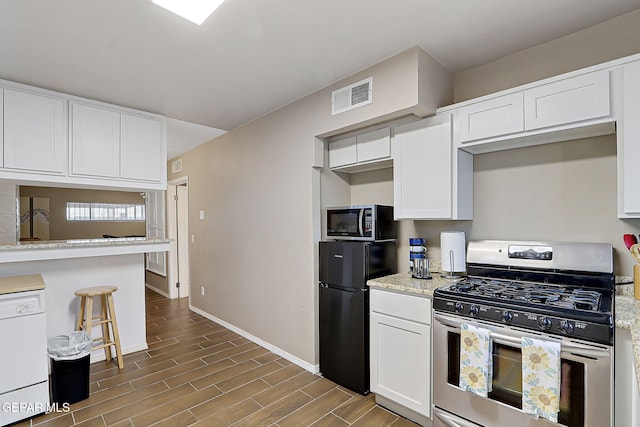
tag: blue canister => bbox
[409,237,425,246]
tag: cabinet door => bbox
[121,113,164,182]
[329,136,357,168]
[524,70,610,131]
[3,88,66,174]
[370,311,431,417]
[621,61,640,216]
[457,92,524,142]
[70,103,120,178]
[0,89,3,166]
[393,115,452,219]
[357,127,391,163]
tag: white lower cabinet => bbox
[370,289,432,425]
[614,328,640,426]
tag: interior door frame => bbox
[167,176,190,299]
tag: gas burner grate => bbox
[442,278,603,312]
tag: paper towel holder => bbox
[441,231,466,279]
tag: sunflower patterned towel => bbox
[522,337,561,422]
[459,323,492,397]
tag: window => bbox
[66,202,145,222]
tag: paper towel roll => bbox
[441,231,466,274]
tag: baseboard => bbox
[145,283,170,299]
[189,305,319,374]
[89,343,149,364]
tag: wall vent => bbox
[171,159,183,174]
[331,77,373,115]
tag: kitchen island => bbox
[0,237,170,362]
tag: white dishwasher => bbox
[0,274,49,426]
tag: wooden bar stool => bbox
[75,285,124,369]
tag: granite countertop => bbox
[367,271,461,297]
[615,281,640,390]
[0,237,171,264]
[0,237,170,251]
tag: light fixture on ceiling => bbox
[152,0,224,25]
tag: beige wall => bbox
[169,47,449,367]
[19,186,146,240]
[454,9,640,102]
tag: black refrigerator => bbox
[319,240,397,394]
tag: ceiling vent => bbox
[331,77,373,115]
[171,159,183,174]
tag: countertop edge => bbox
[0,238,171,263]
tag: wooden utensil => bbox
[630,243,640,264]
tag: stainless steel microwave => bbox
[326,205,396,241]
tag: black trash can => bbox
[47,332,92,405]
[50,355,90,404]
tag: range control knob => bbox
[469,305,480,316]
[454,302,464,313]
[536,316,552,331]
[500,310,513,323]
[559,320,575,335]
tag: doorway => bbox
[167,177,190,299]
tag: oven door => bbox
[433,313,613,427]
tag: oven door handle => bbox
[433,407,480,427]
[434,313,611,359]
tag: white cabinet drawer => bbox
[524,69,610,130]
[371,288,431,325]
[457,92,524,142]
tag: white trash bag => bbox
[47,332,93,361]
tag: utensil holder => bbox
[635,264,640,300]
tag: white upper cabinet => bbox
[120,113,164,182]
[618,60,640,218]
[0,78,166,191]
[328,136,357,168]
[70,102,165,185]
[524,70,610,130]
[3,88,66,174]
[453,69,613,153]
[393,115,472,220]
[329,127,392,173]
[70,102,120,178]
[356,127,391,163]
[458,92,524,142]
[0,89,3,165]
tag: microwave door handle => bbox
[434,313,611,359]
[433,407,479,427]
[358,209,364,237]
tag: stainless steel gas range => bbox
[432,240,614,427]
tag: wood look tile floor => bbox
[17,288,417,427]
